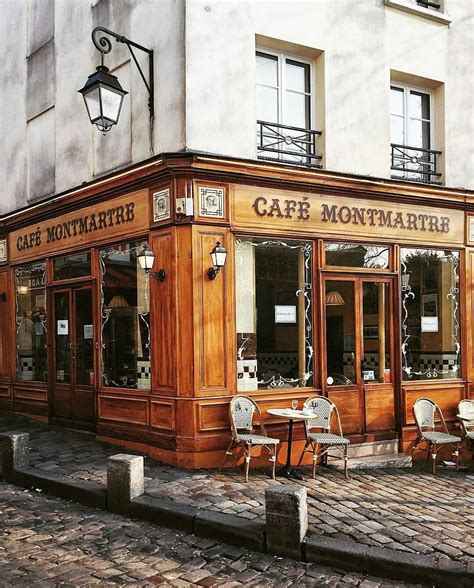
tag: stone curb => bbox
[304,535,474,588]
[129,495,196,534]
[194,510,266,553]
[5,467,107,510]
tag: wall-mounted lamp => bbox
[137,244,165,282]
[0,292,6,302]
[208,241,227,280]
[79,27,154,134]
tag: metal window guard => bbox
[390,143,442,185]
[416,0,441,9]
[257,120,322,169]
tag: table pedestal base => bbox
[276,464,303,480]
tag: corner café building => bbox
[0,153,473,468]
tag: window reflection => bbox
[100,242,150,389]
[325,281,355,386]
[401,249,460,380]
[325,243,389,269]
[362,283,391,384]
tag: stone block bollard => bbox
[265,484,308,559]
[0,432,30,478]
[107,454,144,514]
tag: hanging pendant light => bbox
[325,290,345,306]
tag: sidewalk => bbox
[1,412,473,564]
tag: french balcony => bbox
[390,143,442,185]
[257,120,322,169]
[416,0,441,9]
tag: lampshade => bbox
[79,66,128,133]
[108,295,129,308]
[325,290,345,306]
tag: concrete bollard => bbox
[107,454,144,514]
[0,432,30,478]
[265,484,308,559]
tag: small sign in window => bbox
[274,305,297,324]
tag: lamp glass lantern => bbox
[208,241,227,280]
[79,66,128,134]
[137,246,155,272]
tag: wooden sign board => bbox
[231,186,465,246]
[10,190,149,263]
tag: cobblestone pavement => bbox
[1,413,473,564]
[0,481,425,586]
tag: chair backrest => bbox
[413,397,445,432]
[458,399,474,431]
[303,396,335,432]
[229,395,258,436]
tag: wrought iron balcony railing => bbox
[390,143,442,185]
[257,120,322,169]
[416,0,441,9]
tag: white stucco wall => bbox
[0,0,472,216]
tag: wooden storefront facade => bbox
[0,153,473,468]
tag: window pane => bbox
[401,249,460,381]
[362,283,391,384]
[283,91,309,128]
[286,59,310,93]
[326,281,355,386]
[100,242,150,389]
[391,115,405,145]
[409,118,430,149]
[75,290,93,386]
[53,252,91,281]
[409,91,430,120]
[55,292,71,384]
[256,52,278,87]
[325,243,389,269]
[15,263,47,382]
[257,85,278,122]
[235,238,313,391]
[390,87,404,116]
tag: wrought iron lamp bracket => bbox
[91,26,154,119]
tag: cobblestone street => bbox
[1,413,474,565]
[0,481,426,586]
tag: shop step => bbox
[328,453,412,471]
[347,439,399,459]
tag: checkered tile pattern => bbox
[417,354,458,372]
[237,360,257,392]
[137,360,151,390]
[18,357,34,381]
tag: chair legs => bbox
[344,444,349,480]
[219,440,235,471]
[431,443,437,475]
[244,454,251,483]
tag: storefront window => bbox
[100,242,150,389]
[325,243,389,269]
[235,238,313,390]
[15,262,47,382]
[401,249,460,380]
[53,252,91,281]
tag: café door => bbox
[323,276,396,438]
[51,286,95,431]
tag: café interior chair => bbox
[297,396,350,479]
[411,397,462,474]
[458,399,474,453]
[224,395,280,482]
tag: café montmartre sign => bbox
[232,186,464,245]
[10,190,149,263]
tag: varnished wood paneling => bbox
[402,382,465,425]
[0,271,10,379]
[328,389,363,434]
[98,395,148,426]
[197,401,230,432]
[0,385,11,398]
[150,399,175,431]
[13,386,47,402]
[365,385,395,432]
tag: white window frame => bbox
[390,83,434,150]
[256,48,315,131]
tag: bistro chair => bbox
[458,399,474,453]
[297,396,350,479]
[411,397,462,474]
[224,395,280,482]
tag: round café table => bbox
[267,408,315,480]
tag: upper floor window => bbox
[256,50,321,168]
[390,85,441,184]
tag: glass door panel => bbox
[54,292,71,384]
[74,289,93,386]
[362,282,391,384]
[325,280,357,386]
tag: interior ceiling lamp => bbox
[325,290,345,306]
[208,241,228,280]
[137,244,165,282]
[79,27,154,134]
[107,295,129,308]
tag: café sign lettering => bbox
[252,196,451,234]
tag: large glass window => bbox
[235,238,313,391]
[100,242,150,389]
[401,248,460,380]
[325,243,389,269]
[15,262,47,382]
[53,252,91,281]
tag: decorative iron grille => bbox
[390,143,442,184]
[257,120,322,168]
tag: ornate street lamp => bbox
[137,244,165,282]
[208,241,228,280]
[79,27,154,134]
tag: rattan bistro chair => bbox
[458,399,474,453]
[297,396,350,479]
[224,395,280,482]
[411,397,462,474]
